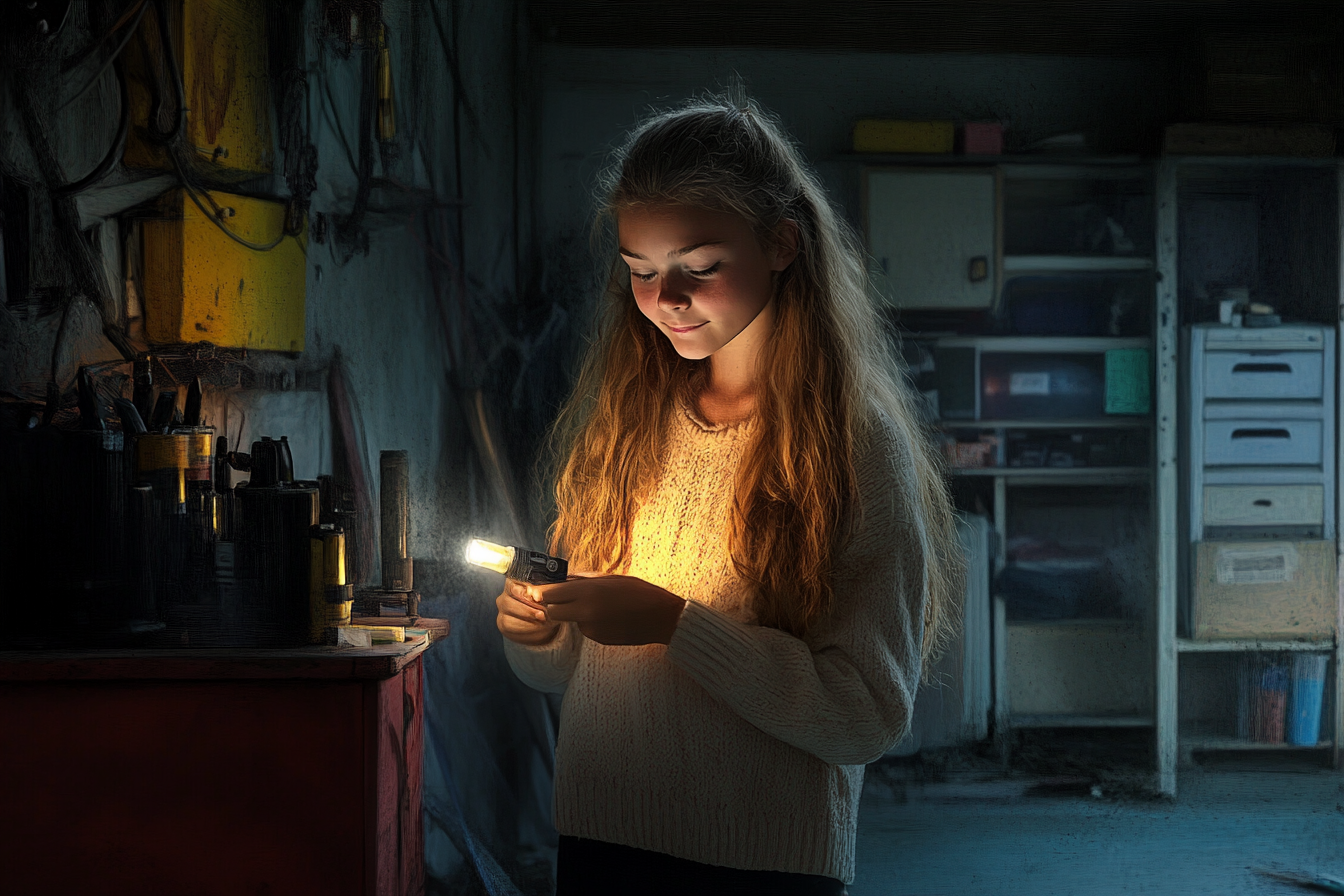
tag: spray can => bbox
[310,523,354,644]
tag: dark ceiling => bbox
[526,1,1344,56]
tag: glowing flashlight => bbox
[465,538,569,585]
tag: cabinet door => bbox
[866,169,997,309]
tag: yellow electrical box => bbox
[124,0,274,174]
[142,189,306,352]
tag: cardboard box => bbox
[1192,540,1336,640]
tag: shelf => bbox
[930,336,1151,352]
[1200,467,1331,486]
[1172,155,1343,170]
[1011,713,1154,728]
[840,153,1147,168]
[74,174,177,228]
[1008,618,1142,629]
[999,162,1153,180]
[1177,638,1334,653]
[1003,255,1156,273]
[1180,737,1333,751]
[951,467,1150,485]
[72,171,291,229]
[937,418,1152,430]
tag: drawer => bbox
[1204,419,1322,466]
[1203,351,1323,400]
[1203,484,1323,527]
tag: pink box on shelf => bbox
[962,122,1004,155]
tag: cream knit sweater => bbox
[504,404,927,884]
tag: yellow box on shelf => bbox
[141,189,306,352]
[123,0,274,174]
[853,119,954,154]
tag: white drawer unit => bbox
[1203,484,1324,529]
[1203,419,1323,466]
[1202,351,1324,400]
[1182,322,1337,640]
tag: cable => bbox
[61,0,147,73]
[140,0,286,253]
[53,58,130,196]
[168,149,287,252]
[145,0,184,146]
[56,0,148,112]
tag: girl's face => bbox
[618,204,797,362]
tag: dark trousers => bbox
[556,835,847,896]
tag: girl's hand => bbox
[495,579,561,646]
[531,574,687,646]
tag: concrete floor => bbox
[851,760,1344,896]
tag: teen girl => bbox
[495,94,962,895]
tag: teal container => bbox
[1288,653,1329,746]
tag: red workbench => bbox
[0,619,448,896]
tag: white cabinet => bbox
[865,169,998,309]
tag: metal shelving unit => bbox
[1154,157,1344,792]
[1003,255,1156,273]
[868,158,1168,785]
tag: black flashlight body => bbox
[506,548,569,585]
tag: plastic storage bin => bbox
[981,352,1105,419]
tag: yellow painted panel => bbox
[125,0,273,174]
[143,189,306,352]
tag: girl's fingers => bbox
[541,601,583,622]
[497,590,548,622]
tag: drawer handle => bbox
[1230,428,1291,440]
[1253,499,1273,507]
[1231,362,1293,374]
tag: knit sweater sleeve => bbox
[665,415,927,765]
[503,621,583,694]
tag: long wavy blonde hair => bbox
[547,94,961,668]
